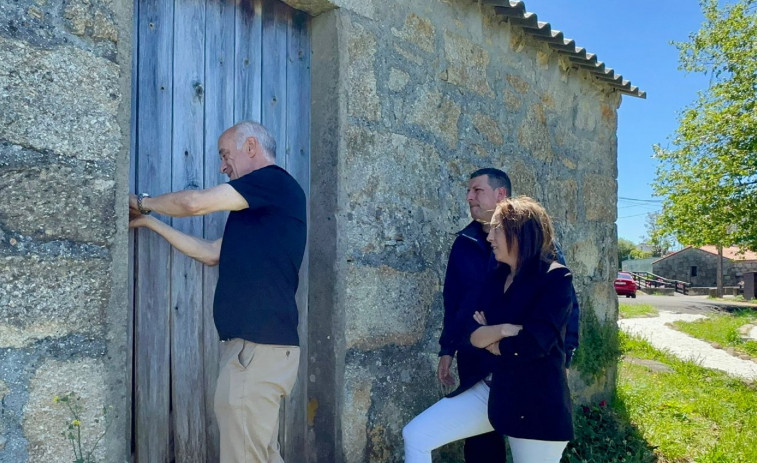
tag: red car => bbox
[615,272,637,298]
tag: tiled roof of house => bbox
[487,1,646,98]
[698,245,757,261]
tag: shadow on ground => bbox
[561,398,659,463]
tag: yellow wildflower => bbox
[53,396,60,403]
[72,420,81,427]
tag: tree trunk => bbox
[717,245,724,298]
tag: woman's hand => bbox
[473,311,488,326]
[500,323,523,337]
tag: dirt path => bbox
[618,311,757,381]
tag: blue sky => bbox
[520,0,711,243]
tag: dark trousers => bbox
[464,431,507,462]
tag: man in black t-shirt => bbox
[129,121,306,463]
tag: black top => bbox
[459,259,575,441]
[213,165,306,346]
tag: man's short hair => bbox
[232,121,277,160]
[469,168,511,197]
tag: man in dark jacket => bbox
[437,168,580,462]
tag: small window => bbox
[691,266,698,277]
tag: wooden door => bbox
[130,1,310,461]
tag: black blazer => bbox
[464,258,574,442]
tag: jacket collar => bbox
[457,221,489,250]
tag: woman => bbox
[403,196,574,463]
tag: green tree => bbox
[644,212,674,256]
[653,0,757,252]
[629,249,653,260]
[617,238,636,267]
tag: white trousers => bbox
[403,381,568,463]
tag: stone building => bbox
[0,0,643,461]
[653,246,757,288]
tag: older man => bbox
[438,168,579,462]
[129,121,306,463]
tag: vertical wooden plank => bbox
[282,9,310,462]
[128,0,139,455]
[261,1,291,454]
[235,0,263,122]
[135,0,173,461]
[261,0,288,165]
[170,1,207,462]
[203,0,235,460]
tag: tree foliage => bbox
[644,212,674,256]
[618,238,636,266]
[629,249,653,260]
[653,0,757,250]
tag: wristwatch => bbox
[137,193,152,215]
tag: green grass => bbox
[619,303,659,319]
[706,295,754,303]
[670,309,757,357]
[616,331,757,463]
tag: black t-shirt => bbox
[213,165,306,346]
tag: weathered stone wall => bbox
[0,1,131,461]
[733,261,757,285]
[305,1,622,461]
[653,248,745,287]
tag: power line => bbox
[618,203,661,209]
[618,212,654,219]
[618,196,663,203]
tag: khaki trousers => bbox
[214,338,300,463]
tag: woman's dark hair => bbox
[492,196,556,270]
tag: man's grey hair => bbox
[231,121,277,160]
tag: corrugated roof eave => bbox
[484,0,646,99]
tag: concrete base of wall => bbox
[688,287,711,296]
[688,287,741,296]
[643,288,675,296]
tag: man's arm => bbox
[439,240,465,357]
[564,288,580,367]
[437,239,469,386]
[130,213,222,266]
[130,184,248,217]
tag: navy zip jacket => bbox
[440,221,495,383]
[440,222,580,372]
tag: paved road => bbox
[619,293,757,315]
